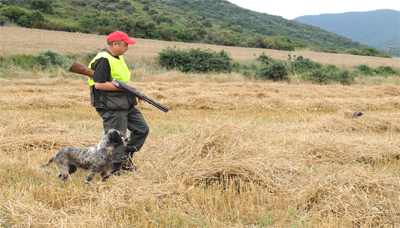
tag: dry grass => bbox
[1,77,400,227]
[1,27,400,227]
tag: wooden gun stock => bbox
[68,61,169,113]
[69,61,94,78]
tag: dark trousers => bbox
[97,106,149,164]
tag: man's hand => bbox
[126,83,146,103]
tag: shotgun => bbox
[69,61,169,113]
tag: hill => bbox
[0,0,366,52]
[293,9,400,56]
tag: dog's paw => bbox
[121,163,137,172]
[113,171,122,176]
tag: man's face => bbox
[114,41,129,55]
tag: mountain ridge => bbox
[293,9,400,54]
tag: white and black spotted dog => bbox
[41,129,130,184]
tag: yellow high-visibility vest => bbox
[88,51,130,86]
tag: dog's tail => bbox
[40,156,54,169]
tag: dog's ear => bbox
[108,130,123,144]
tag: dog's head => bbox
[107,129,130,146]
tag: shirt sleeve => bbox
[92,58,111,83]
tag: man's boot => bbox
[121,151,137,172]
[110,162,122,176]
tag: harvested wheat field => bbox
[1,79,400,227]
[1,27,400,227]
[1,26,400,68]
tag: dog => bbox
[41,129,130,184]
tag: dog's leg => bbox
[84,170,96,184]
[100,163,113,182]
[68,165,77,175]
[55,164,70,181]
[52,153,72,181]
[101,173,111,182]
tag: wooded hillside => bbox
[0,0,366,52]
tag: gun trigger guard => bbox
[110,79,120,87]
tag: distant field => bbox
[1,26,399,227]
[1,26,399,68]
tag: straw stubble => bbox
[1,77,399,227]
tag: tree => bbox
[0,5,25,22]
[30,0,52,14]
[202,18,212,27]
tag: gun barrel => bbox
[142,96,169,113]
[115,80,169,113]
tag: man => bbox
[88,30,149,174]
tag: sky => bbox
[226,0,400,20]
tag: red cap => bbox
[107,31,136,44]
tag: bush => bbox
[249,36,294,51]
[331,69,354,85]
[374,66,399,75]
[1,50,65,71]
[296,42,305,48]
[158,47,232,73]
[0,15,7,25]
[344,48,360,55]
[5,54,38,70]
[355,64,374,75]
[345,47,382,57]
[256,53,288,81]
[307,68,330,84]
[360,47,379,56]
[258,60,288,81]
[292,55,323,73]
[257,52,272,64]
[36,50,64,67]
[287,55,354,85]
